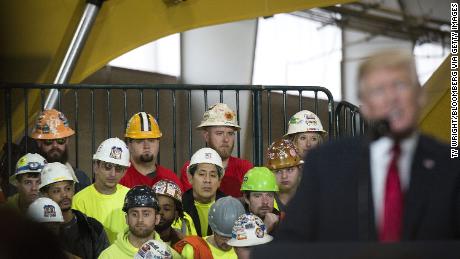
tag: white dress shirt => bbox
[369,133,419,230]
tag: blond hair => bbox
[358,49,420,97]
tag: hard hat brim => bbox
[31,129,75,140]
[196,122,241,130]
[227,234,273,247]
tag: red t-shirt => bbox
[120,164,183,191]
[179,156,253,197]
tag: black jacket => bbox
[60,209,109,259]
[276,135,460,242]
[182,189,226,237]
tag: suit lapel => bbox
[402,135,433,240]
[358,139,378,241]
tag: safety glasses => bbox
[16,162,45,173]
[43,138,66,145]
[98,161,127,173]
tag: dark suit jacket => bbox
[275,134,460,242]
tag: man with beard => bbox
[153,180,197,247]
[6,153,46,213]
[180,103,253,198]
[39,162,109,259]
[120,112,182,190]
[241,167,280,234]
[99,185,181,259]
[31,109,90,193]
[72,137,130,244]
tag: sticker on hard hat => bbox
[255,227,264,238]
[205,152,212,159]
[224,112,234,121]
[44,205,57,218]
[232,226,247,240]
[109,146,123,160]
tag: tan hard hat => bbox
[196,103,240,130]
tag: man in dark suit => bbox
[275,49,460,242]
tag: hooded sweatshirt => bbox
[98,229,182,259]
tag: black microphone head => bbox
[368,119,390,140]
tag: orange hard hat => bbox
[31,109,75,140]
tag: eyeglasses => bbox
[42,138,66,145]
[16,162,45,173]
[98,161,126,173]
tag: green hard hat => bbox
[241,167,279,192]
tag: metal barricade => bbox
[1,83,336,191]
[335,100,365,137]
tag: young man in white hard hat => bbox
[227,213,273,259]
[27,197,81,259]
[72,137,130,244]
[120,112,182,190]
[27,197,64,236]
[6,153,46,213]
[31,109,91,193]
[180,103,253,198]
[182,147,226,238]
[40,162,109,259]
[285,110,328,158]
[152,180,197,247]
[99,185,181,259]
[175,196,246,259]
[266,138,304,211]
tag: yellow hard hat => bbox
[31,109,75,140]
[125,112,162,139]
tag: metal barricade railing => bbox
[1,83,336,190]
[335,100,365,137]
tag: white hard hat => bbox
[93,137,130,167]
[39,162,75,190]
[227,213,273,247]
[134,239,172,259]
[10,153,47,186]
[27,197,64,223]
[187,148,224,177]
[196,103,240,130]
[284,110,327,137]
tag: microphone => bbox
[368,119,390,140]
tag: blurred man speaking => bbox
[276,49,460,242]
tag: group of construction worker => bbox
[4,103,327,259]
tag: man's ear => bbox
[360,103,370,118]
[187,170,193,184]
[243,193,250,205]
[155,213,161,226]
[174,210,179,219]
[92,162,98,176]
[202,129,209,143]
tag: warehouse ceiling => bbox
[297,0,452,47]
